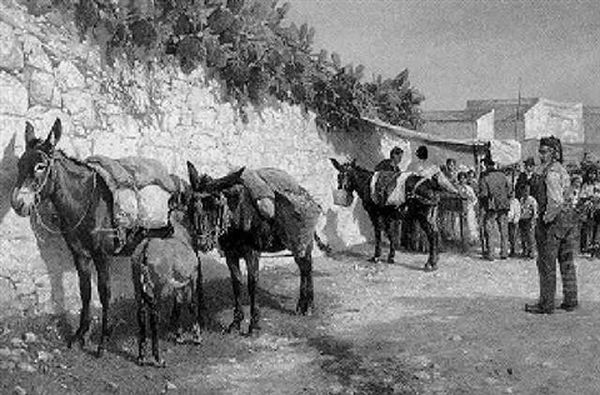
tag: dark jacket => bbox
[515,171,541,200]
[374,159,400,172]
[479,169,512,212]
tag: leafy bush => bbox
[65,0,424,131]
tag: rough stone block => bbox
[61,90,96,128]
[55,60,84,91]
[0,22,24,71]
[62,136,92,159]
[0,115,26,156]
[137,145,175,170]
[22,34,52,72]
[187,86,216,110]
[92,133,138,158]
[107,114,140,138]
[29,70,55,106]
[0,72,28,115]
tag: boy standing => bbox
[519,184,538,259]
[507,191,521,257]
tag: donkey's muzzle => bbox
[10,187,35,217]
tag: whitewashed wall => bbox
[0,3,406,316]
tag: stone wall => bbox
[0,1,407,316]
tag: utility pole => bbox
[514,77,521,141]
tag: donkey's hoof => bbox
[136,356,147,366]
[226,321,241,334]
[96,346,105,358]
[68,334,85,349]
[249,320,262,333]
[386,257,395,264]
[368,256,380,263]
[296,302,314,316]
[152,358,166,368]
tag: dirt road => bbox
[1,244,600,394]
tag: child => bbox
[519,184,538,259]
[457,172,478,243]
[507,190,521,257]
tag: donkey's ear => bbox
[187,161,201,190]
[45,118,62,148]
[232,167,245,179]
[25,121,36,148]
[330,158,343,171]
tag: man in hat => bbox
[478,156,511,260]
[370,146,404,206]
[525,136,578,314]
[375,146,404,172]
[515,157,540,200]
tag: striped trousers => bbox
[535,209,578,310]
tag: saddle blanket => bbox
[86,156,178,229]
[370,171,414,206]
[240,168,276,218]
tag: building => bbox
[417,109,494,167]
[466,98,600,164]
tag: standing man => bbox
[516,157,540,199]
[371,146,403,205]
[375,146,404,172]
[479,157,511,260]
[525,136,578,314]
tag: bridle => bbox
[30,150,97,235]
[339,164,355,193]
[190,191,230,250]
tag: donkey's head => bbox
[330,158,359,194]
[11,119,62,217]
[186,161,244,252]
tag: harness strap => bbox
[32,158,98,235]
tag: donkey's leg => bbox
[296,242,314,315]
[131,257,148,365]
[170,292,184,342]
[418,211,439,271]
[195,255,206,330]
[369,212,382,262]
[68,253,92,349]
[149,296,165,367]
[245,250,261,334]
[385,217,400,263]
[93,253,112,357]
[136,299,148,365]
[225,254,244,334]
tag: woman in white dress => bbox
[457,171,479,243]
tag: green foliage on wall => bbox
[66,0,424,131]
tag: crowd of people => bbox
[410,147,600,262]
[385,137,594,314]
[369,137,600,314]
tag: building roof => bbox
[421,109,492,122]
[466,98,539,122]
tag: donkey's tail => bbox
[314,232,332,254]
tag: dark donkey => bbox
[11,119,166,356]
[330,158,458,271]
[186,162,321,334]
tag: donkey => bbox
[11,119,176,357]
[330,158,457,271]
[185,162,321,335]
[131,200,203,367]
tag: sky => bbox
[286,0,600,110]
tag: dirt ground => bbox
[2,242,600,395]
